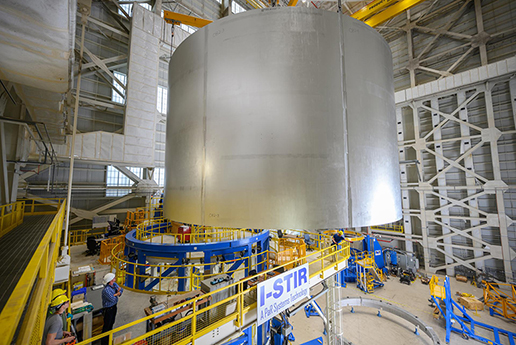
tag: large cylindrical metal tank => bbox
[165,7,401,229]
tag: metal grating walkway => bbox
[0,215,55,313]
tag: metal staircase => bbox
[355,252,385,293]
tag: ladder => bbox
[325,275,344,345]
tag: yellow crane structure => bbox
[164,0,427,30]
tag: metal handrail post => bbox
[63,16,87,257]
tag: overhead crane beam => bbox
[163,10,212,28]
[351,0,398,21]
[364,0,427,27]
[163,0,426,31]
[285,0,427,29]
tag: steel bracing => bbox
[397,73,516,282]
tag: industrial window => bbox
[106,166,143,187]
[111,71,127,104]
[180,24,197,34]
[118,3,152,16]
[153,167,165,187]
[232,2,245,14]
[157,86,168,114]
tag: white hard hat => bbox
[103,273,116,285]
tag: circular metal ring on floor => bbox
[337,297,441,345]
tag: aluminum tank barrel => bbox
[165,7,401,229]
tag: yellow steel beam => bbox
[247,0,266,9]
[364,0,427,28]
[288,0,299,6]
[163,10,212,28]
[351,0,398,21]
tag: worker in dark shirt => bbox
[332,231,345,247]
[101,273,123,345]
[331,230,345,262]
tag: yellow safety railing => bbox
[429,275,446,299]
[68,228,103,246]
[19,197,64,215]
[124,197,164,230]
[483,281,516,321]
[110,242,270,294]
[0,201,24,238]
[323,229,365,243]
[0,200,66,345]
[270,237,307,269]
[134,218,259,244]
[273,229,331,250]
[76,241,350,345]
[98,235,125,265]
[355,251,384,293]
[371,222,404,233]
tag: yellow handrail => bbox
[76,241,350,345]
[134,218,260,244]
[0,200,66,345]
[0,201,24,238]
[371,223,404,233]
[429,275,446,299]
[68,228,103,246]
[110,242,270,294]
[18,197,65,216]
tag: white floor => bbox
[291,274,516,345]
[70,245,516,344]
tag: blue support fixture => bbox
[271,315,295,344]
[340,248,359,283]
[432,276,516,345]
[304,298,323,318]
[122,222,270,293]
[257,321,270,345]
[222,326,253,345]
[144,265,178,291]
[226,257,246,277]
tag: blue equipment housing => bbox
[384,249,397,266]
[271,314,295,344]
[363,235,385,270]
[339,236,387,284]
[123,221,269,292]
[339,248,359,283]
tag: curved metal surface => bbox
[125,226,270,255]
[338,297,441,345]
[165,7,401,229]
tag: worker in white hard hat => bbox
[101,273,123,345]
[42,290,75,345]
